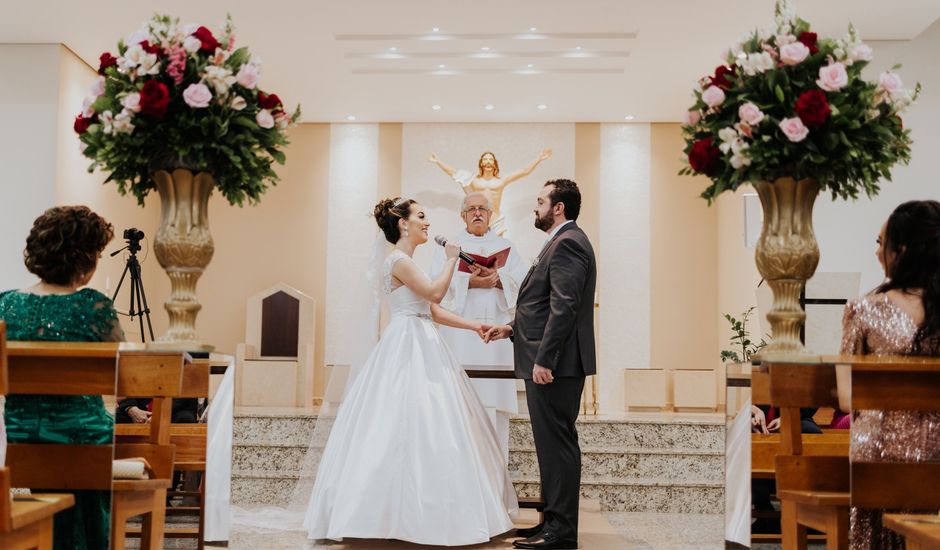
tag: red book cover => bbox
[458,247,511,273]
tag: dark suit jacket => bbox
[510,222,597,379]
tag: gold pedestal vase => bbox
[151,168,215,351]
[753,177,821,361]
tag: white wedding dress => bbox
[303,249,518,545]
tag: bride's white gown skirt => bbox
[303,286,518,546]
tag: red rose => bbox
[711,65,735,90]
[139,80,171,118]
[794,89,831,128]
[798,32,819,55]
[73,114,92,134]
[139,40,164,57]
[192,26,220,53]
[258,91,282,110]
[688,137,720,175]
[98,52,117,75]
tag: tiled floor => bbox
[227,503,725,549]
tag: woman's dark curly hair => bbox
[876,200,940,355]
[24,206,114,286]
[373,197,417,244]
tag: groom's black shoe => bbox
[512,531,578,549]
[514,523,545,539]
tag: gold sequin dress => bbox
[841,293,940,550]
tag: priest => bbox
[430,192,530,462]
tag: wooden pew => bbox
[0,322,76,550]
[883,514,940,550]
[116,357,210,547]
[765,360,849,550]
[4,341,187,550]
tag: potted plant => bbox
[75,14,300,349]
[680,0,919,359]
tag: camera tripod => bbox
[111,234,155,342]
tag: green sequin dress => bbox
[0,288,123,550]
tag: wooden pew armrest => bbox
[777,489,850,507]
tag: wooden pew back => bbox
[852,461,940,509]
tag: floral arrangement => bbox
[680,0,920,203]
[75,14,301,206]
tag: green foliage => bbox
[720,307,768,363]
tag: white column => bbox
[324,124,380,367]
[599,123,651,414]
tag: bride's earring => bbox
[403,227,410,238]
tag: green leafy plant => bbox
[720,307,768,363]
[75,14,301,206]
[680,0,920,204]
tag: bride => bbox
[299,197,518,545]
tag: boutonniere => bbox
[531,257,540,268]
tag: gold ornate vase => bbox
[753,177,820,360]
[151,168,215,351]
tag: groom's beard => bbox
[534,210,554,232]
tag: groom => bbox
[485,179,596,550]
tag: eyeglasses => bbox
[463,206,491,214]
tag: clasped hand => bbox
[468,265,502,289]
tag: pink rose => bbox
[682,110,701,126]
[90,76,105,97]
[81,96,96,118]
[702,85,726,108]
[738,102,764,126]
[817,63,849,92]
[851,44,873,63]
[878,72,903,93]
[256,109,275,129]
[779,117,809,142]
[779,42,810,65]
[236,64,260,89]
[183,83,212,108]
[121,92,141,113]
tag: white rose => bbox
[183,36,202,54]
[82,96,96,118]
[121,92,141,113]
[182,23,199,36]
[125,30,148,46]
[878,72,904,93]
[256,109,275,129]
[230,95,247,110]
[738,102,765,126]
[183,83,213,108]
[90,76,106,97]
[850,44,873,63]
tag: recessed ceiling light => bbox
[537,104,548,110]
[575,46,582,51]
[527,63,534,68]
[432,104,442,111]
[438,64,446,69]
[484,104,495,111]
[481,46,490,51]
[346,115,357,121]
[623,115,635,121]
[432,27,440,33]
[529,27,537,32]
[389,47,397,52]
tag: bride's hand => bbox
[476,323,491,340]
[445,241,461,260]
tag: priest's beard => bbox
[534,210,554,232]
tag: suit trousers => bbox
[525,376,585,540]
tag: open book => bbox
[458,247,511,273]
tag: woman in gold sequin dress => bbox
[836,200,940,550]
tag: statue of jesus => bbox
[428,148,552,236]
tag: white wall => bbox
[0,45,60,289]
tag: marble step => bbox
[231,471,724,513]
[231,444,724,485]
[232,414,724,452]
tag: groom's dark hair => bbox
[544,179,581,221]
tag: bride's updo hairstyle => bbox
[373,197,417,244]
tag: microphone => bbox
[434,235,477,266]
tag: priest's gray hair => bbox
[460,192,493,213]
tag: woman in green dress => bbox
[0,205,123,550]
